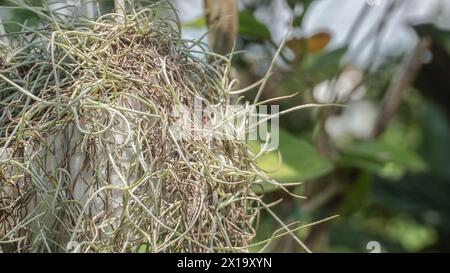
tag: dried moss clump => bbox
[0,4,269,252]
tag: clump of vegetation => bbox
[0,1,278,252]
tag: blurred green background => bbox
[1,0,450,252]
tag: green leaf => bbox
[338,141,427,176]
[413,23,450,45]
[238,10,271,40]
[182,17,206,28]
[251,129,333,184]
[339,171,373,216]
[420,102,450,178]
[286,32,332,56]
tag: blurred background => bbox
[1,0,450,252]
